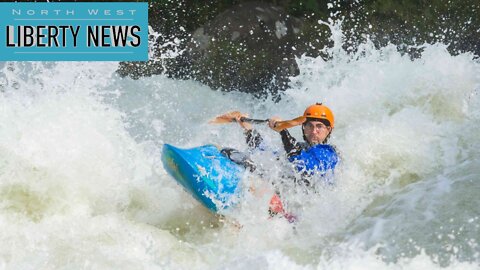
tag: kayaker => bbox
[234,103,339,184]
[231,103,339,222]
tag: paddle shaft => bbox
[239,117,268,124]
[239,116,306,131]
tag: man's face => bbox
[303,120,332,145]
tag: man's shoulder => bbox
[297,141,310,150]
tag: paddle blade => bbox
[209,111,243,124]
[273,116,306,131]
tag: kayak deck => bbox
[161,144,244,211]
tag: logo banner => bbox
[0,2,148,61]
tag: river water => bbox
[0,22,479,270]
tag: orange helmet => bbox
[303,103,334,128]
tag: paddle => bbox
[210,111,306,131]
[238,117,268,124]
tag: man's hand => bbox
[268,116,283,132]
[234,112,253,131]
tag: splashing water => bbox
[0,20,479,269]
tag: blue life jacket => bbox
[288,144,338,175]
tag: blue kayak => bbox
[161,144,245,212]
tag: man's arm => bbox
[279,129,305,157]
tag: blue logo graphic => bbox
[0,2,148,61]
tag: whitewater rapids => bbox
[0,35,479,269]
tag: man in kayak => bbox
[225,103,339,221]
[234,103,338,183]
